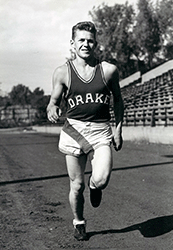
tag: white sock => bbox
[73,219,86,228]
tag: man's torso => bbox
[65,60,111,122]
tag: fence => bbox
[0,105,38,128]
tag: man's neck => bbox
[74,56,97,68]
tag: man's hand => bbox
[112,134,123,151]
[47,105,62,123]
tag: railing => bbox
[123,105,173,127]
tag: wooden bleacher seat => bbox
[119,61,173,126]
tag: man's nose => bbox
[83,40,89,46]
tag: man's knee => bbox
[70,179,85,194]
[91,175,109,190]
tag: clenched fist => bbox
[47,105,62,123]
[112,134,123,151]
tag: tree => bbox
[164,43,173,60]
[156,0,173,39]
[34,95,50,123]
[156,0,173,60]
[30,87,44,107]
[133,0,161,69]
[0,95,11,107]
[9,84,32,106]
[1,84,52,126]
[89,0,173,77]
[89,3,137,78]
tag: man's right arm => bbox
[47,65,67,123]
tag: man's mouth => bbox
[82,49,90,52]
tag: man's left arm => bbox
[108,64,124,151]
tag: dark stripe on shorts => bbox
[62,120,93,154]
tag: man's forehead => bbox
[74,30,95,39]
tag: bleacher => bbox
[111,59,173,126]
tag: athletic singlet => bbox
[65,60,111,122]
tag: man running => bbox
[47,21,124,241]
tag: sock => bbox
[73,219,86,228]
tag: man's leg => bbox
[89,145,112,207]
[65,154,88,240]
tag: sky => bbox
[0,0,138,95]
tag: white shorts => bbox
[59,118,113,157]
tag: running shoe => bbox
[88,176,102,207]
[74,224,88,241]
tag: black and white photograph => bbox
[0,0,173,249]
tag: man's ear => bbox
[70,39,74,47]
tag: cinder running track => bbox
[0,131,173,249]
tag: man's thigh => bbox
[66,154,87,182]
[91,145,113,180]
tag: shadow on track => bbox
[0,141,57,146]
[113,161,173,171]
[161,155,173,158]
[0,161,173,186]
[87,215,173,239]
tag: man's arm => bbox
[109,65,124,127]
[102,62,124,150]
[47,65,67,123]
[110,67,124,151]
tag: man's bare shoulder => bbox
[53,63,68,80]
[53,63,68,87]
[101,61,118,72]
[101,61,119,82]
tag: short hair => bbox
[72,21,97,40]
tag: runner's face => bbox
[71,30,96,59]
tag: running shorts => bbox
[59,118,113,157]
